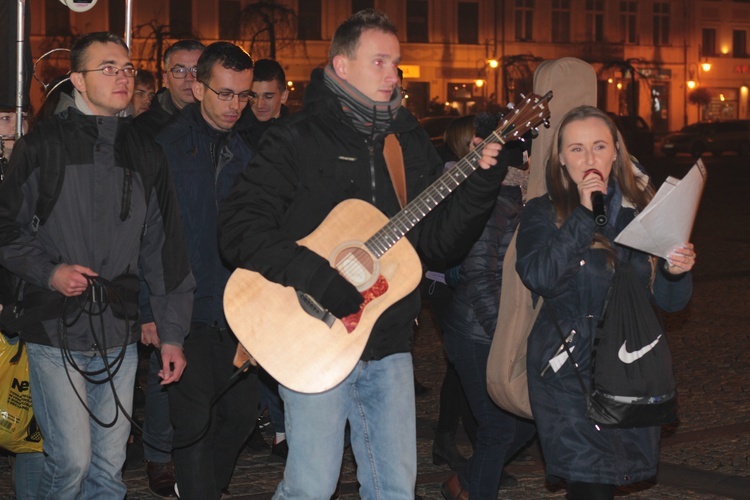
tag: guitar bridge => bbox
[296,291,336,329]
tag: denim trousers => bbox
[13,452,45,500]
[259,368,285,434]
[444,334,536,499]
[273,352,417,500]
[168,324,258,500]
[26,341,138,499]
[143,349,174,462]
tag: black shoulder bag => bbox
[549,260,677,428]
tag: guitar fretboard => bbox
[365,142,495,258]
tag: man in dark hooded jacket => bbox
[152,41,259,499]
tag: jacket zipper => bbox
[367,139,377,205]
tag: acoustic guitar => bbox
[224,91,553,393]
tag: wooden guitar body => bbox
[224,198,422,393]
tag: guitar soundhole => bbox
[332,244,379,291]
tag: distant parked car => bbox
[607,113,655,159]
[419,115,459,148]
[661,120,750,158]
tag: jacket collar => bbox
[303,68,419,137]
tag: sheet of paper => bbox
[615,159,707,259]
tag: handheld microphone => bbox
[591,191,607,226]
[584,169,607,226]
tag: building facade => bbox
[21,0,750,135]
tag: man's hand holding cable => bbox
[50,263,98,296]
[159,343,187,385]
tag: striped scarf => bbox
[323,65,401,138]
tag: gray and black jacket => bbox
[0,107,195,350]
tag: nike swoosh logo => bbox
[618,335,662,364]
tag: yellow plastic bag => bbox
[0,334,43,453]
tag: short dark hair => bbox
[196,42,254,84]
[163,39,206,66]
[329,9,397,61]
[70,32,129,72]
[252,59,286,91]
[135,70,156,89]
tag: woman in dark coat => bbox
[516,106,696,499]
[441,115,536,500]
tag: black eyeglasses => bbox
[200,81,252,102]
[78,65,137,78]
[169,66,198,79]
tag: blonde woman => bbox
[516,105,695,499]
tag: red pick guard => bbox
[340,275,389,333]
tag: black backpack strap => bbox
[29,118,66,233]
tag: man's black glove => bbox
[308,264,364,319]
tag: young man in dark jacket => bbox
[148,41,259,499]
[237,58,290,150]
[0,32,195,498]
[219,10,508,498]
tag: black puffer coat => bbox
[516,182,692,485]
[219,68,507,361]
[442,185,523,344]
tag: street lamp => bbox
[685,62,711,123]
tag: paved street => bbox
[1,152,749,499]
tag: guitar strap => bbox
[383,134,407,209]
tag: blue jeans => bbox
[444,334,536,499]
[26,342,138,499]
[13,452,45,500]
[273,352,416,500]
[259,368,285,434]
[143,349,173,462]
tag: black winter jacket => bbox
[0,109,195,350]
[142,104,254,328]
[219,68,507,360]
[134,89,179,139]
[443,185,523,344]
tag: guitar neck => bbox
[365,134,505,259]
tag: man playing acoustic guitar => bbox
[219,9,513,498]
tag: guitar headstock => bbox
[494,91,553,144]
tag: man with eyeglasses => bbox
[133,38,204,498]
[146,41,258,499]
[0,32,195,499]
[135,39,205,137]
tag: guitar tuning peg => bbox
[543,118,551,128]
[519,93,526,99]
[530,128,539,139]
